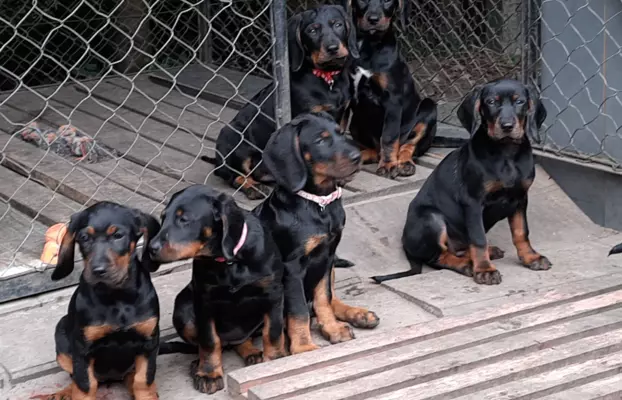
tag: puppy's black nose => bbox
[349,149,361,164]
[326,44,339,54]
[367,14,380,25]
[92,266,106,277]
[501,121,514,132]
[149,240,162,257]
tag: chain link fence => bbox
[0,0,620,300]
[526,0,622,171]
[0,0,282,300]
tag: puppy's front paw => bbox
[376,165,399,179]
[342,307,380,329]
[290,342,320,355]
[397,162,417,177]
[488,246,505,260]
[190,360,224,394]
[472,261,502,285]
[320,322,355,344]
[243,183,271,200]
[244,353,264,366]
[524,255,552,271]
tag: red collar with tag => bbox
[214,222,248,263]
[313,69,341,88]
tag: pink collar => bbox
[296,187,343,211]
[313,69,340,88]
[214,222,248,263]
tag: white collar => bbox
[296,187,343,210]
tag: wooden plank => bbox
[366,328,622,400]
[109,75,238,130]
[245,292,622,400]
[0,166,82,226]
[39,86,264,209]
[0,134,163,214]
[67,79,409,197]
[99,80,398,196]
[539,374,622,400]
[452,351,622,400]
[78,78,236,143]
[2,83,422,207]
[0,202,47,275]
[151,63,271,108]
[225,276,622,396]
[82,159,190,204]
[1,89,191,203]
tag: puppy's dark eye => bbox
[78,232,90,242]
[515,99,525,105]
[112,232,124,240]
[334,21,343,29]
[486,98,496,105]
[309,27,317,35]
[178,215,190,225]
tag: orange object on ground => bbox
[41,223,68,264]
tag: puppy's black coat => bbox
[372,79,552,285]
[204,5,359,200]
[148,185,287,395]
[37,202,161,400]
[344,0,438,179]
[253,112,379,352]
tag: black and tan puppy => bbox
[203,5,359,199]
[344,0,438,179]
[372,79,551,285]
[147,185,287,395]
[34,202,161,400]
[253,112,379,351]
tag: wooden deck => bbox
[228,276,622,400]
[0,64,453,301]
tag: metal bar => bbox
[520,0,527,83]
[270,0,291,128]
[199,0,213,64]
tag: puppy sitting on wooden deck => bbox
[148,185,287,395]
[372,79,552,285]
[32,202,162,400]
[254,112,380,351]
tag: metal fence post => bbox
[199,0,213,64]
[270,0,291,128]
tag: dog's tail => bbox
[608,243,622,256]
[159,341,197,355]
[432,136,468,148]
[201,154,221,165]
[370,257,423,283]
[334,256,356,268]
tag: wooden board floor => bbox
[0,64,439,301]
[228,276,622,400]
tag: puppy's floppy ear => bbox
[262,118,307,193]
[132,209,161,272]
[399,0,410,28]
[415,97,438,125]
[336,5,359,59]
[341,0,352,14]
[457,85,483,136]
[526,85,547,144]
[215,193,247,261]
[51,209,88,281]
[288,13,305,72]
